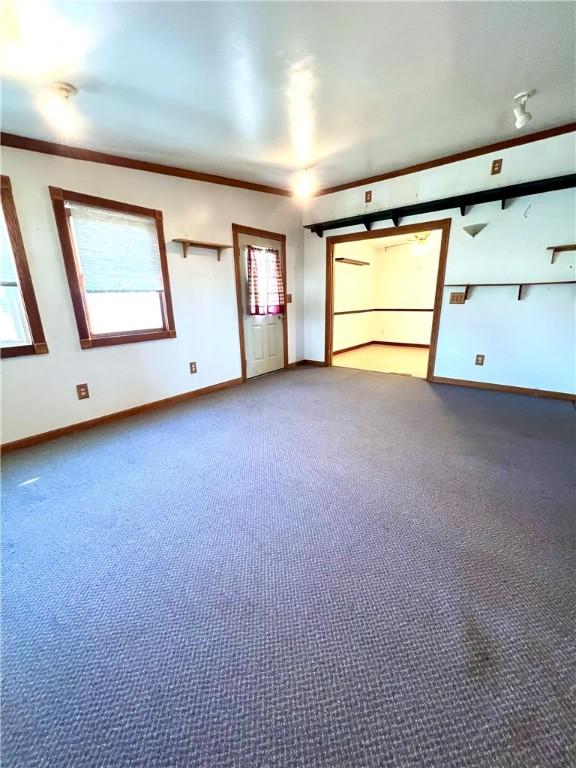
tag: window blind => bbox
[68,204,163,293]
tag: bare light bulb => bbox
[412,242,428,256]
[37,82,82,137]
[292,168,316,199]
[412,232,430,256]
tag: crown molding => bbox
[0,132,291,197]
[318,122,576,196]
[3,123,575,200]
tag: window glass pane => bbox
[247,246,285,315]
[85,292,163,334]
[0,208,31,347]
[0,286,31,346]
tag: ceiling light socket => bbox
[51,82,78,100]
[38,81,82,138]
[514,89,535,103]
[292,167,317,199]
[513,90,534,130]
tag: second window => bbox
[51,188,176,348]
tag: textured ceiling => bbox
[2,1,575,190]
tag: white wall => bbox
[333,242,375,351]
[372,234,440,344]
[333,242,376,312]
[333,232,443,349]
[372,312,432,345]
[0,147,303,443]
[303,132,576,393]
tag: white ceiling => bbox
[371,230,441,251]
[335,230,441,259]
[1,1,575,190]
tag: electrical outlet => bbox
[365,190,372,203]
[491,158,502,175]
[76,383,89,400]
[475,354,485,366]
[450,292,466,304]
[189,361,197,374]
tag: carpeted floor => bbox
[1,367,574,768]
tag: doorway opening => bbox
[325,220,451,380]
[232,224,289,381]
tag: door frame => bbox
[232,223,289,382]
[324,218,452,381]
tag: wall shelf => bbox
[304,173,576,237]
[335,257,370,266]
[445,280,576,302]
[547,244,576,264]
[173,239,232,261]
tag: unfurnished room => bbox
[1,2,575,767]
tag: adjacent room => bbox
[330,227,443,378]
[1,2,575,768]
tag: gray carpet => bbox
[1,367,574,767]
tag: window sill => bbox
[80,329,176,348]
[1,343,49,359]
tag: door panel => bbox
[267,321,278,358]
[252,324,264,361]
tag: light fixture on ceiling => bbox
[292,168,317,200]
[37,81,82,137]
[412,231,430,256]
[513,91,534,130]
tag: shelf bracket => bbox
[363,217,372,231]
[392,214,401,227]
[547,244,576,264]
[460,205,467,217]
[501,199,507,210]
[517,284,524,301]
[464,285,471,301]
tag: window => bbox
[0,176,48,358]
[247,246,285,315]
[50,188,176,348]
